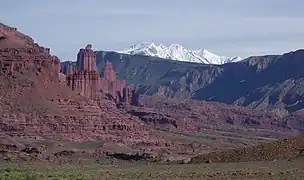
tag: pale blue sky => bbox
[1,0,304,61]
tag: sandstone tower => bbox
[67,44,100,99]
[100,61,125,97]
[76,44,98,72]
[65,44,135,105]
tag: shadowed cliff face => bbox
[62,52,222,98]
[193,50,304,112]
[72,50,304,112]
[95,51,224,98]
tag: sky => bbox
[1,0,304,61]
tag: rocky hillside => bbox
[190,133,304,163]
[79,50,304,112]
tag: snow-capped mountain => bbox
[118,42,242,65]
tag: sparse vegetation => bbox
[0,158,303,180]
[191,133,304,164]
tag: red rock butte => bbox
[0,23,60,77]
[65,44,132,105]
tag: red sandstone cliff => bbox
[0,23,156,145]
[0,24,60,79]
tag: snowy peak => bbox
[119,42,242,65]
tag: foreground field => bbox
[0,158,303,180]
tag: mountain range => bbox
[119,42,242,65]
[60,42,304,113]
[94,49,304,112]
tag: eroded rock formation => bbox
[0,23,154,145]
[64,45,134,105]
